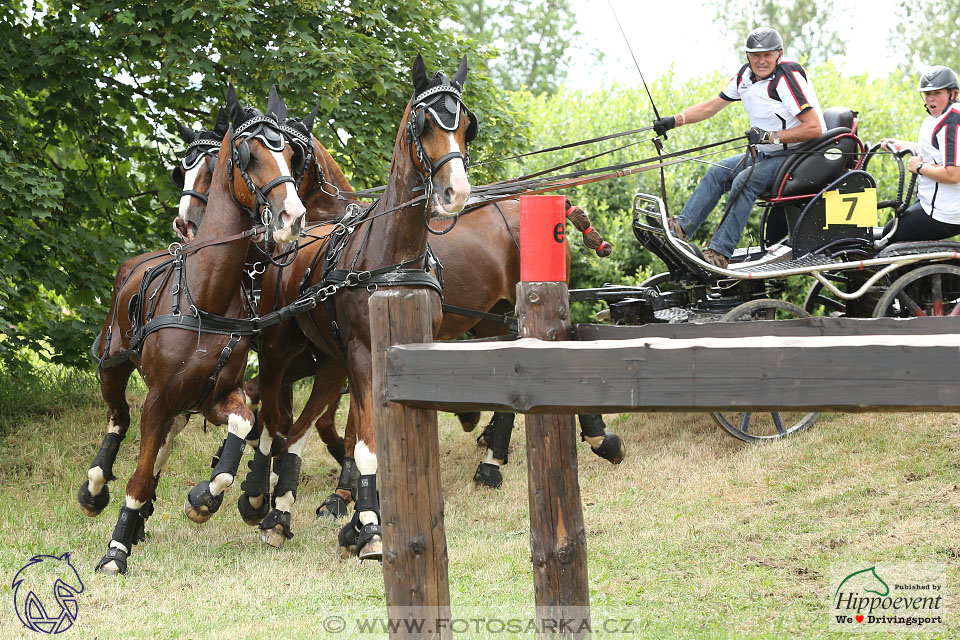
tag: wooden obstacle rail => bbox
[368,196,960,638]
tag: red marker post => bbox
[520,195,567,282]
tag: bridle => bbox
[226,114,298,231]
[173,137,219,204]
[405,76,477,235]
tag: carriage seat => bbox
[762,108,861,200]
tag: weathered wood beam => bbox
[516,282,590,635]
[384,328,960,413]
[370,289,450,639]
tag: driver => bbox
[653,27,825,268]
[879,66,960,242]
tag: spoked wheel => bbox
[872,264,960,317]
[711,299,821,442]
[803,273,848,316]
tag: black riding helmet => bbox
[917,66,959,114]
[918,66,959,93]
[744,27,783,52]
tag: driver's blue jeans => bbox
[674,150,790,258]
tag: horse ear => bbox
[302,100,321,133]
[175,120,194,143]
[412,53,430,96]
[226,84,244,127]
[266,84,281,121]
[277,97,288,123]
[453,54,468,88]
[213,108,229,137]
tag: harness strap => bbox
[192,334,242,412]
[442,303,518,330]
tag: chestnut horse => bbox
[236,54,476,560]
[83,86,306,575]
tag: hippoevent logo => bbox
[12,553,84,634]
[830,563,944,632]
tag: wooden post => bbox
[370,289,450,639]
[517,281,591,636]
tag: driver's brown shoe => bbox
[702,248,729,269]
[667,217,687,240]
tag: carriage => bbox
[571,106,960,442]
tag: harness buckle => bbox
[168,242,183,256]
[345,271,371,286]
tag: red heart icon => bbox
[855,615,864,623]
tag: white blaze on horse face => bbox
[177,164,202,221]
[432,131,470,216]
[268,148,306,243]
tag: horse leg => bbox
[315,393,345,466]
[578,414,625,465]
[474,412,515,488]
[95,397,175,575]
[236,427,274,526]
[259,427,314,548]
[79,360,135,517]
[317,404,359,520]
[183,387,254,523]
[337,394,381,561]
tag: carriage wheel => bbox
[710,299,821,442]
[871,264,960,317]
[803,274,848,316]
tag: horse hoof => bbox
[592,432,626,465]
[183,481,224,523]
[337,519,360,559]
[358,536,383,562]
[473,462,503,488]
[95,548,128,576]
[78,481,110,517]
[260,525,289,548]
[316,493,349,520]
[238,492,270,526]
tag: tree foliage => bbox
[453,0,579,94]
[0,0,525,371]
[706,0,846,65]
[892,0,960,74]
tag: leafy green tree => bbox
[892,0,960,73]
[707,0,846,65]
[454,0,579,94]
[0,0,524,372]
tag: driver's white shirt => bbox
[917,104,960,223]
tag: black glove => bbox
[653,116,676,137]
[745,127,773,145]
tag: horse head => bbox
[171,108,229,243]
[224,84,306,243]
[407,53,476,217]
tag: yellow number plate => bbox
[823,188,878,229]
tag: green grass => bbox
[0,382,957,639]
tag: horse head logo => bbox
[835,565,890,599]
[12,553,84,634]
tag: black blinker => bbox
[237,140,251,170]
[171,166,184,189]
[415,107,426,134]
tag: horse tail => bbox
[564,197,613,257]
